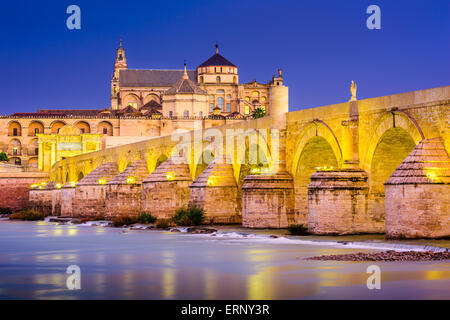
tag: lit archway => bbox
[293,136,339,223]
[28,121,44,136]
[193,150,215,180]
[367,127,416,220]
[50,120,66,134]
[75,121,91,134]
[8,121,22,136]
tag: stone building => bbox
[0,41,284,172]
[111,42,284,116]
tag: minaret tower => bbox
[111,39,128,109]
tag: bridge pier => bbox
[51,186,61,216]
[242,171,295,228]
[72,162,119,217]
[105,160,149,218]
[29,182,53,215]
[189,158,241,224]
[307,169,381,235]
[60,183,76,217]
[385,138,450,239]
[141,154,192,220]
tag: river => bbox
[0,220,449,299]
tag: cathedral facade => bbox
[111,42,284,117]
[0,41,286,172]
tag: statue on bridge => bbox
[350,80,357,101]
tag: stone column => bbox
[385,137,450,239]
[242,85,295,228]
[72,162,119,217]
[142,154,192,220]
[341,101,360,169]
[306,99,373,234]
[38,142,44,171]
[105,160,149,218]
[50,142,56,168]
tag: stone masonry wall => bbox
[385,184,449,239]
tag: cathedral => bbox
[111,41,284,116]
[0,41,286,172]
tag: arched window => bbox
[199,111,203,118]
[217,97,224,112]
[183,110,189,118]
[169,111,173,118]
[216,89,225,94]
[209,103,214,112]
[216,76,221,83]
[226,94,231,99]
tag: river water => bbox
[0,220,449,299]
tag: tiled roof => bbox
[36,109,107,116]
[143,153,192,183]
[190,157,237,188]
[140,100,162,111]
[119,69,197,87]
[165,74,207,95]
[76,162,119,186]
[108,160,149,185]
[198,53,236,68]
[385,137,450,185]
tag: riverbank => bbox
[306,250,450,262]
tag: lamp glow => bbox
[98,178,107,185]
[166,172,175,180]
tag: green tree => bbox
[0,152,9,162]
[252,107,266,119]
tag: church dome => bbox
[198,44,236,68]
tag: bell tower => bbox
[111,39,128,109]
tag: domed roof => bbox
[198,45,236,68]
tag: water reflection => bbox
[0,221,449,299]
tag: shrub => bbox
[173,206,204,226]
[0,207,12,215]
[0,152,9,162]
[287,224,309,235]
[156,219,170,229]
[138,212,157,224]
[251,107,266,119]
[10,210,47,221]
[112,215,138,227]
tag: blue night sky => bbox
[0,0,448,113]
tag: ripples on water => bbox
[0,220,449,300]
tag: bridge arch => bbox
[362,111,424,172]
[50,120,67,133]
[234,128,271,184]
[192,149,215,180]
[291,120,342,176]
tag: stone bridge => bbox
[34,85,449,238]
